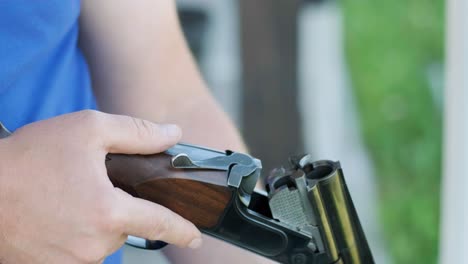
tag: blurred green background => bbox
[342,1,444,263]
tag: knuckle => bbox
[90,199,124,233]
[78,109,100,120]
[152,213,172,240]
[78,110,105,134]
[129,116,154,139]
[104,206,125,233]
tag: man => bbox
[0,1,271,263]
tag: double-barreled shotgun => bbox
[0,122,374,264]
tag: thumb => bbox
[113,189,203,248]
[96,113,182,154]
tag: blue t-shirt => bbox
[0,1,121,263]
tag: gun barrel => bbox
[266,157,374,263]
[308,161,374,263]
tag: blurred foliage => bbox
[341,1,444,263]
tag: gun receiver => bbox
[0,123,374,263]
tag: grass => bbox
[341,0,444,263]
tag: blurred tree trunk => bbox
[239,0,303,173]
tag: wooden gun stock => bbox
[106,153,233,229]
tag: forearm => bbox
[98,84,246,152]
[80,0,245,152]
[160,96,246,151]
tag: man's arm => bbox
[79,0,245,151]
[79,0,271,263]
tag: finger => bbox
[113,189,202,248]
[93,112,182,154]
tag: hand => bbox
[0,110,202,264]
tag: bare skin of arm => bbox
[79,0,273,263]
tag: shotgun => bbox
[0,122,374,264]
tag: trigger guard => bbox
[126,236,168,250]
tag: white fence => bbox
[439,0,468,262]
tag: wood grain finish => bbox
[106,153,233,229]
[135,178,232,228]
